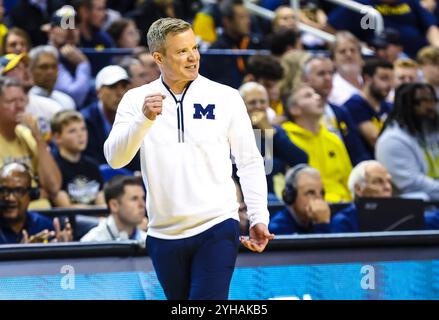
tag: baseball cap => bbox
[95,65,130,90]
[369,28,402,49]
[0,53,29,75]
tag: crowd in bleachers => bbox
[1,0,439,245]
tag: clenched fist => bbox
[306,198,331,224]
[143,92,166,121]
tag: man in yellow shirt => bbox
[0,77,61,208]
[282,84,352,202]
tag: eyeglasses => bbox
[0,187,30,198]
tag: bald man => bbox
[0,162,73,244]
[331,160,439,232]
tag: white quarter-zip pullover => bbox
[104,75,269,239]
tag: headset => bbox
[0,162,40,202]
[282,163,310,205]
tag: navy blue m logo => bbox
[193,103,215,120]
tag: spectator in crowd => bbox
[282,84,352,202]
[239,81,308,198]
[394,58,419,87]
[47,5,92,109]
[269,164,331,234]
[0,53,63,127]
[279,49,310,100]
[421,0,437,13]
[302,55,370,165]
[268,28,301,58]
[343,58,394,158]
[244,55,284,120]
[81,65,135,168]
[192,0,223,45]
[81,175,147,242]
[387,58,419,102]
[272,5,299,33]
[106,18,141,50]
[368,28,405,64]
[29,45,76,110]
[327,0,439,58]
[0,0,8,54]
[51,110,105,208]
[272,4,326,50]
[204,0,265,88]
[134,48,161,84]
[101,3,121,31]
[2,27,31,55]
[127,0,186,47]
[0,162,72,244]
[8,0,64,47]
[73,0,115,75]
[331,160,439,232]
[119,57,149,89]
[0,77,62,209]
[328,32,364,107]
[417,46,439,98]
[376,82,439,200]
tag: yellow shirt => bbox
[281,121,353,203]
[193,12,217,44]
[0,125,51,209]
[0,24,8,54]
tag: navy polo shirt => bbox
[268,207,331,235]
[0,211,54,244]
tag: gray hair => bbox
[330,31,361,59]
[348,160,381,199]
[238,81,268,99]
[285,164,320,190]
[302,55,332,77]
[147,18,191,54]
[0,76,24,97]
[28,45,59,68]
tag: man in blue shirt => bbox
[0,162,73,244]
[81,65,133,167]
[269,164,331,235]
[327,0,439,58]
[332,160,439,232]
[343,58,394,159]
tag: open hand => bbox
[240,223,274,253]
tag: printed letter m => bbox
[193,103,215,120]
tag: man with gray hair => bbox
[104,18,274,300]
[28,45,76,110]
[0,77,62,209]
[302,55,370,165]
[331,160,439,232]
[269,164,331,235]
